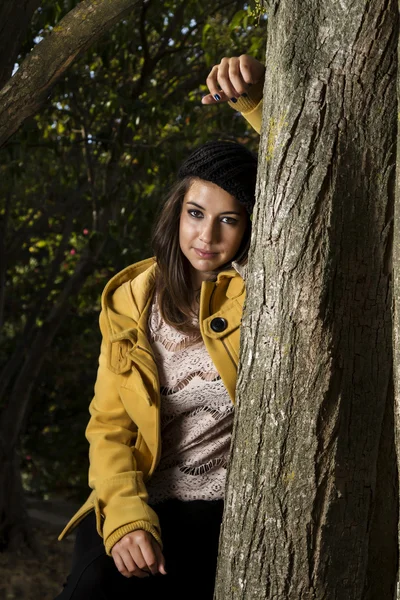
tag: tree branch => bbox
[0,0,142,148]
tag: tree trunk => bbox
[0,0,140,148]
[393,9,400,600]
[216,1,398,599]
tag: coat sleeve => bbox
[86,308,162,556]
[227,78,264,134]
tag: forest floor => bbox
[0,497,78,600]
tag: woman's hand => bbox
[111,529,167,579]
[202,55,265,104]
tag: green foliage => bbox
[1,0,266,501]
[229,2,268,50]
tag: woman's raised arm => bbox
[202,54,265,134]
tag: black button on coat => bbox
[210,317,228,332]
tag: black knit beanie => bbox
[178,141,257,215]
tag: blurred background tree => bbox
[0,0,266,551]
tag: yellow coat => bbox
[58,256,247,554]
[58,88,263,556]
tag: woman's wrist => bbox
[105,520,162,556]
[228,77,264,114]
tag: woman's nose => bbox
[199,220,217,244]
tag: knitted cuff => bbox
[105,520,163,556]
[228,78,264,114]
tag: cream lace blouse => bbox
[145,289,235,505]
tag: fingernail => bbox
[241,93,248,97]
[230,97,237,103]
[214,94,221,101]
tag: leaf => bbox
[230,10,247,30]
[202,23,211,47]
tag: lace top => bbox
[145,291,234,504]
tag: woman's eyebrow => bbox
[186,201,242,216]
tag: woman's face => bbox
[179,179,248,289]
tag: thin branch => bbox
[153,2,187,63]
[139,0,151,65]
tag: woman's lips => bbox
[194,248,217,258]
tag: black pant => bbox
[55,498,224,600]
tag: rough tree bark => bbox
[393,9,400,600]
[0,0,141,148]
[216,1,398,599]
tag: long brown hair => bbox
[151,176,252,336]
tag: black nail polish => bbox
[214,94,221,101]
[241,93,248,97]
[230,97,237,103]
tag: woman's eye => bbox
[223,217,237,225]
[187,210,238,225]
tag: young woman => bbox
[55,55,265,600]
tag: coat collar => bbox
[102,256,245,339]
[214,261,247,299]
